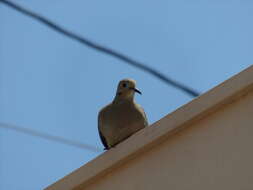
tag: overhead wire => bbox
[0,122,102,153]
[0,0,200,97]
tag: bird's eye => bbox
[122,83,127,88]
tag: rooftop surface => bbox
[45,65,253,190]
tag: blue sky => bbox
[0,0,252,189]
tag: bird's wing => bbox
[98,111,109,150]
[136,104,148,126]
[142,108,148,126]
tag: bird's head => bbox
[114,79,141,101]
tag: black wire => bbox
[0,0,200,97]
[0,122,102,153]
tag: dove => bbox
[98,79,148,150]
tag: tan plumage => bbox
[98,79,148,150]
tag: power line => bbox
[0,122,102,153]
[0,0,200,97]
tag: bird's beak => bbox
[130,87,142,95]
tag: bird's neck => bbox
[113,95,134,105]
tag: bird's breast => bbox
[100,103,146,145]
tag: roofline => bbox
[45,66,253,190]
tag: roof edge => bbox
[45,66,253,190]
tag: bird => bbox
[98,79,148,150]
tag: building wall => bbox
[85,91,253,190]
